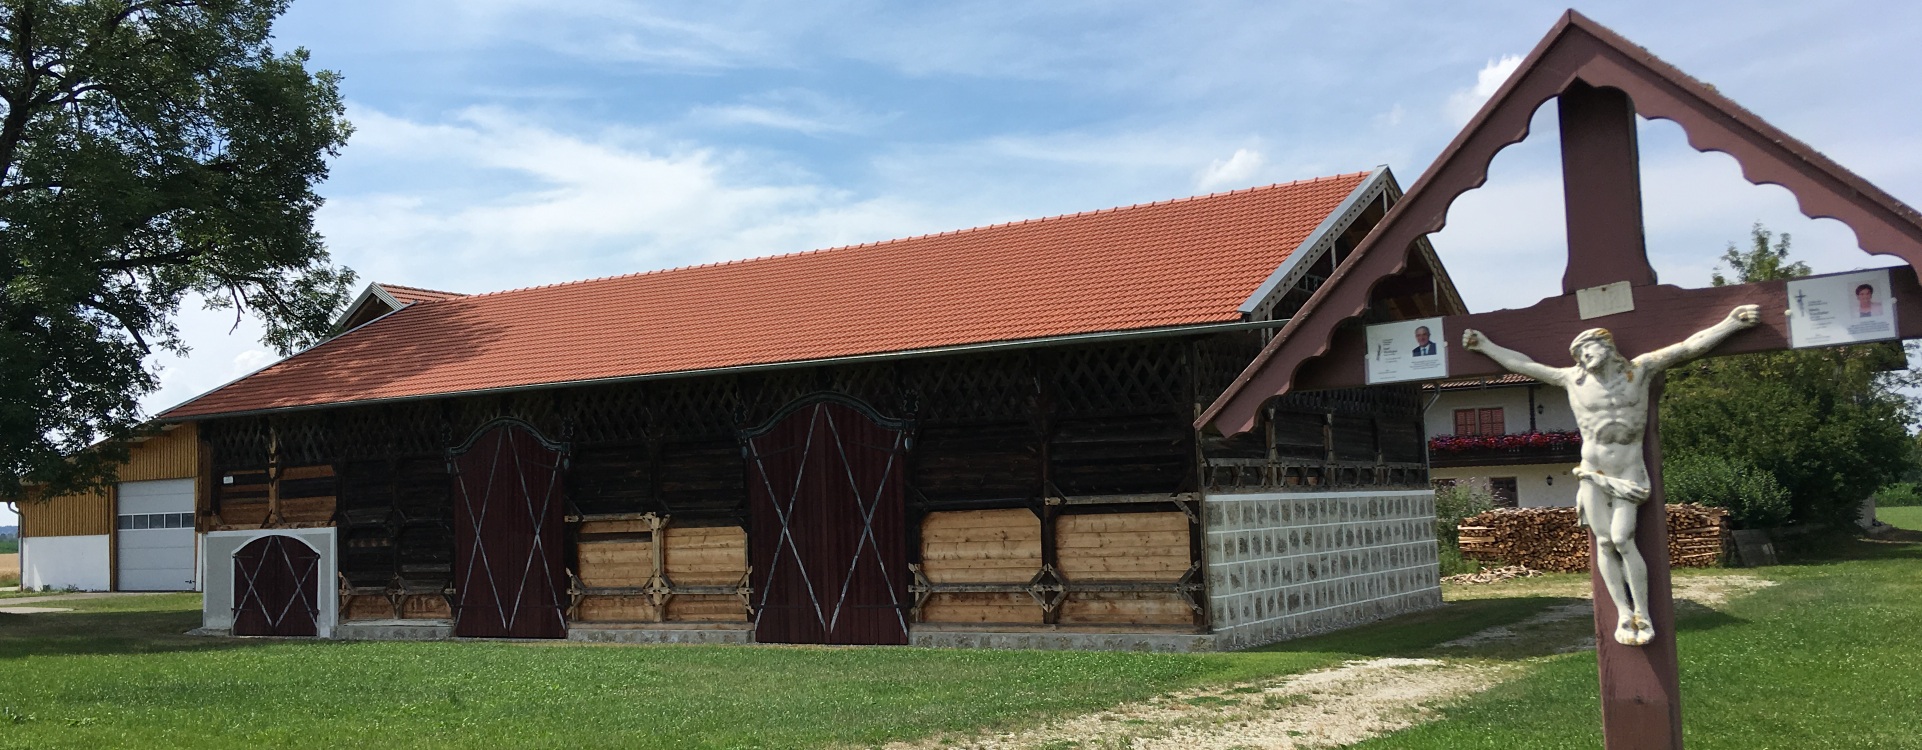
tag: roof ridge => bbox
[378,283,466,297]
[445,170,1375,303]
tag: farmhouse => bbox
[39,168,1459,650]
[1424,374,1582,509]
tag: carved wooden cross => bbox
[1202,13,1922,750]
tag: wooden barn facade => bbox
[165,168,1460,650]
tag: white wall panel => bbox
[20,535,110,591]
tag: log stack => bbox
[1457,504,1729,572]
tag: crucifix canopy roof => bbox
[1200,9,1922,437]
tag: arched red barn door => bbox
[744,394,911,645]
[449,419,569,639]
[232,535,321,637]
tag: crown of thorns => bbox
[1570,328,1618,357]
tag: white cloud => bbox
[1445,54,1523,125]
[687,89,891,136]
[1376,104,1407,129]
[1196,148,1266,192]
[317,105,952,294]
[231,350,276,376]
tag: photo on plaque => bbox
[1787,268,1899,349]
[1365,316,1448,384]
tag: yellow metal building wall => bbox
[119,424,199,482]
[17,424,199,538]
[19,488,112,537]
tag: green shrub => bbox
[1663,453,1791,528]
[1434,479,1497,574]
[1875,482,1922,507]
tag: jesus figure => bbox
[1462,304,1760,645]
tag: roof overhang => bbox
[167,318,1291,422]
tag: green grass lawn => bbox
[1878,504,1922,530]
[1354,531,1922,749]
[4,533,1917,749]
[0,588,1555,749]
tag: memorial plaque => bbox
[1787,268,1898,348]
[1365,316,1447,384]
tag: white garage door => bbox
[117,478,197,591]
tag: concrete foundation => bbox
[1203,488,1443,651]
[335,620,454,641]
[910,628,1216,653]
[569,626,755,645]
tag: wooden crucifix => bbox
[1201,12,1922,750]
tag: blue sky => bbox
[7,1,1922,527]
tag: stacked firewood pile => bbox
[1456,504,1729,572]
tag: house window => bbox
[1490,478,1519,508]
[1453,407,1505,435]
[117,512,193,530]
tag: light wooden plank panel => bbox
[921,508,1039,533]
[581,519,654,535]
[915,566,1038,584]
[401,595,451,620]
[1055,511,1190,582]
[665,594,748,622]
[342,596,392,621]
[580,540,654,587]
[577,595,658,623]
[664,526,746,585]
[919,592,1042,624]
[1054,530,1189,549]
[1057,592,1193,626]
[1055,512,1189,534]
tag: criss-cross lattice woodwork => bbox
[205,417,271,471]
[829,364,904,417]
[1051,340,1189,417]
[566,383,653,445]
[746,397,911,645]
[273,412,334,467]
[908,352,1033,424]
[652,377,744,439]
[449,419,569,639]
[232,535,321,636]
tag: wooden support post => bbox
[1559,80,1684,750]
[1559,80,1657,294]
[266,422,283,527]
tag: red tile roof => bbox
[162,171,1373,418]
[377,284,466,305]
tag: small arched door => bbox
[449,419,569,639]
[232,535,321,637]
[744,394,911,645]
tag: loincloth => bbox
[1572,468,1649,528]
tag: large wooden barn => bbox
[157,168,1462,650]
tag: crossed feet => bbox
[1613,613,1655,646]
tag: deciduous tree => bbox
[0,0,353,497]
[1661,225,1918,527]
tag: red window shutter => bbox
[1479,408,1505,436]
[1454,409,1478,435]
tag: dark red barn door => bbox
[745,396,910,645]
[450,420,568,639]
[232,535,321,637]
